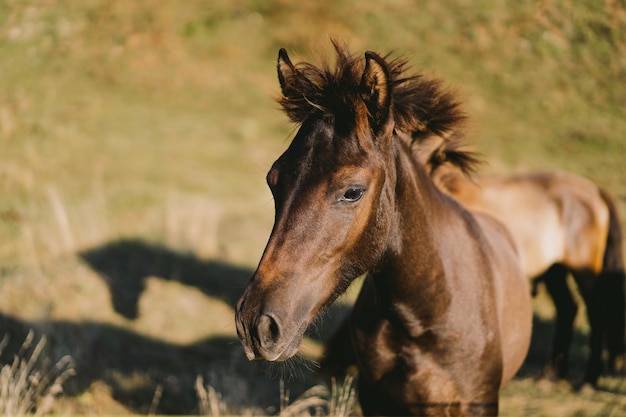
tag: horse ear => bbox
[277,48,297,96]
[361,51,391,129]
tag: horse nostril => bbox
[256,314,280,348]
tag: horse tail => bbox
[599,188,626,372]
[601,188,624,275]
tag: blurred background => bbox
[0,0,625,415]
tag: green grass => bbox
[0,0,625,414]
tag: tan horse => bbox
[432,158,625,386]
[236,42,532,415]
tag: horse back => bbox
[474,171,609,278]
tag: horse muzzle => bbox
[235,291,306,362]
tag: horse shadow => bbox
[1,240,350,414]
[79,238,351,343]
[0,310,322,415]
[79,238,253,320]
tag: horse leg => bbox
[542,264,578,380]
[602,269,626,375]
[573,270,606,386]
[598,187,626,375]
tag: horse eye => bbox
[341,188,365,202]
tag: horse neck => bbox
[371,137,453,314]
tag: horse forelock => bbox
[276,42,471,168]
[277,42,368,135]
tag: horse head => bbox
[235,45,397,362]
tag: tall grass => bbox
[279,375,357,417]
[195,374,357,417]
[0,330,75,416]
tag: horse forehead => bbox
[281,121,371,174]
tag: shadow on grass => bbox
[79,238,253,320]
[516,313,590,380]
[0,311,323,414]
[0,239,353,413]
[79,238,352,343]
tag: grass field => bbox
[1,0,625,415]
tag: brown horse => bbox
[235,42,532,416]
[431,159,626,386]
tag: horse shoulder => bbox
[471,211,533,386]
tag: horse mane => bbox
[276,41,478,174]
[427,133,483,197]
[427,132,482,177]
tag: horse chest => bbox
[351,288,501,413]
[353,321,499,416]
[356,319,481,379]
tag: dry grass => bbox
[0,331,75,416]
[196,376,226,416]
[501,376,626,417]
[194,374,357,417]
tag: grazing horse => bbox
[235,42,532,416]
[431,157,626,386]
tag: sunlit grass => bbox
[0,331,75,416]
